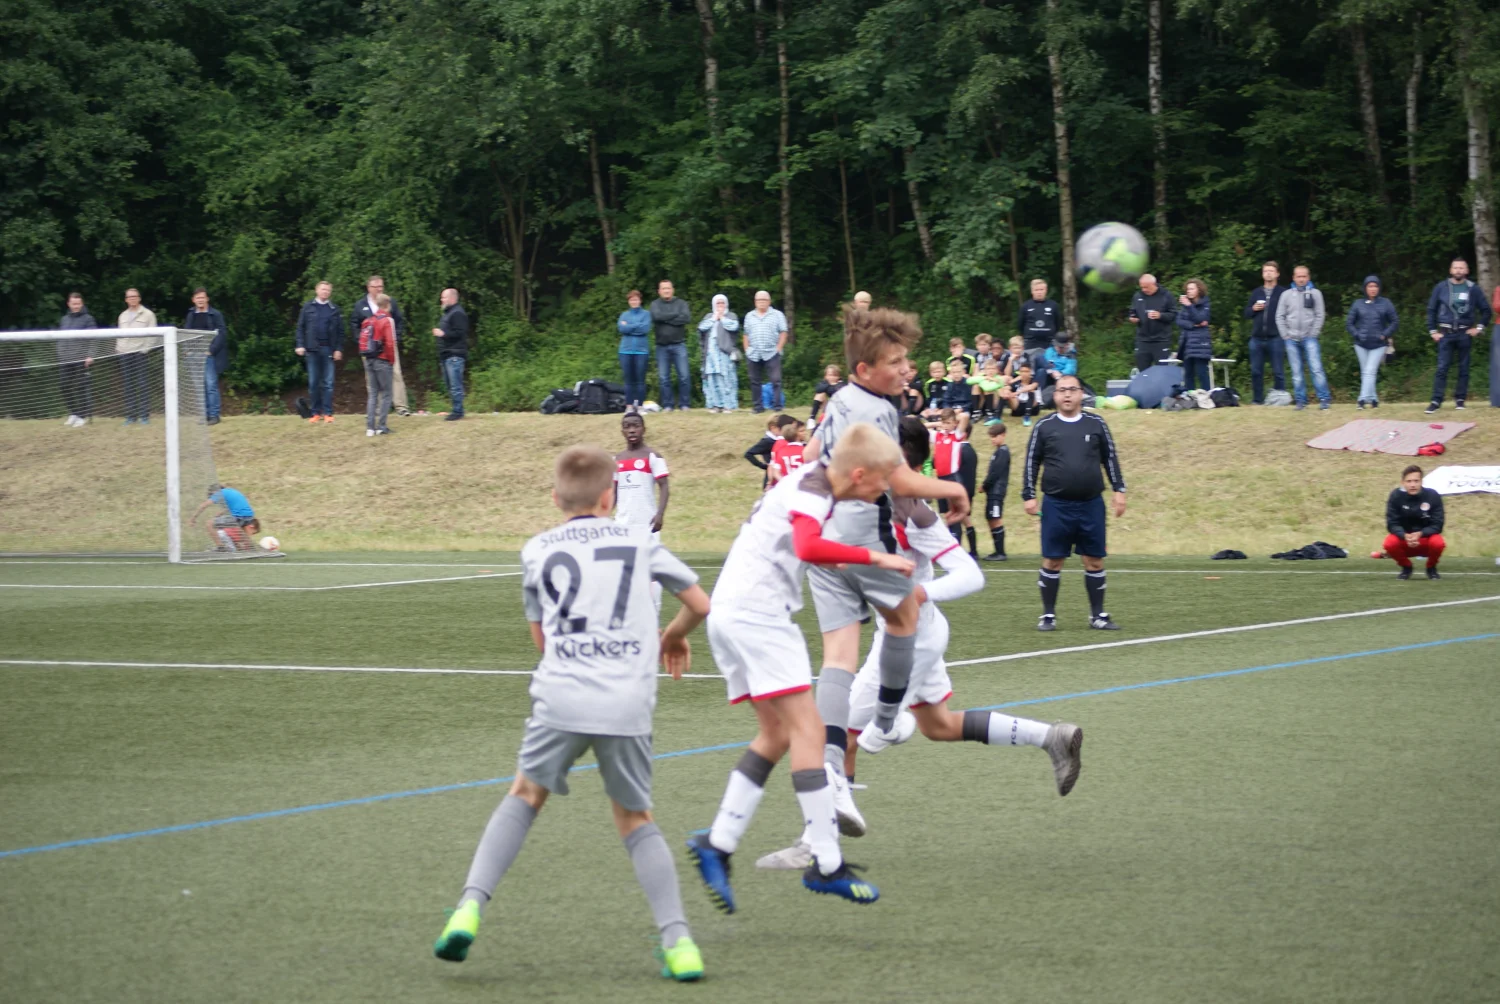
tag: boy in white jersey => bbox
[614,412,670,610]
[686,424,914,913]
[799,307,970,836]
[434,445,712,982]
[759,420,1082,868]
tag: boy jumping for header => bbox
[434,445,712,981]
[687,424,915,912]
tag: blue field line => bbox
[2,632,1495,862]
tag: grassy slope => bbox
[214,404,1499,555]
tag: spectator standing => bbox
[350,276,410,416]
[1127,274,1177,372]
[1345,275,1398,409]
[1243,261,1288,404]
[1492,284,1500,408]
[741,290,788,414]
[1274,265,1331,411]
[1175,279,1213,392]
[811,363,845,420]
[433,288,469,421]
[184,287,228,425]
[294,281,343,423]
[852,290,873,310]
[1381,464,1445,580]
[698,293,740,413]
[1424,257,1493,413]
[649,280,692,411]
[57,293,99,427]
[616,290,651,409]
[360,293,397,436]
[1018,279,1063,352]
[116,288,158,425]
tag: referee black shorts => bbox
[1040,494,1107,558]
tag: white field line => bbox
[4,593,1495,681]
[0,572,521,593]
[946,593,1500,666]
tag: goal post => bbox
[0,326,271,562]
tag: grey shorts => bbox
[516,718,654,811]
[213,514,249,528]
[808,562,915,633]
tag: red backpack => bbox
[358,315,386,358]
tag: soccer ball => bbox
[259,536,280,551]
[1076,222,1150,293]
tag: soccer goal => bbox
[0,326,273,562]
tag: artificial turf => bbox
[2,553,1498,1002]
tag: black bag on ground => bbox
[1210,386,1241,408]
[1211,549,1247,560]
[540,388,580,414]
[1270,541,1347,560]
[574,378,625,414]
[294,396,313,419]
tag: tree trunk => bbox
[903,147,935,262]
[1046,0,1079,339]
[495,170,530,320]
[588,130,616,275]
[839,154,857,295]
[1350,23,1388,205]
[694,0,742,271]
[1406,18,1423,211]
[777,0,795,335]
[1457,24,1499,294]
[1148,0,1168,250]
[1008,211,1023,306]
[753,0,766,52]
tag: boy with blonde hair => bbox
[435,445,712,981]
[688,424,916,912]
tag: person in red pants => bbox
[1380,464,1446,580]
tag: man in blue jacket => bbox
[1345,275,1398,409]
[1242,261,1287,404]
[184,287,229,425]
[294,281,343,423]
[1425,257,1493,413]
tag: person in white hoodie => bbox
[1274,264,1331,410]
[116,288,159,425]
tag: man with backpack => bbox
[351,276,410,416]
[1424,257,1493,413]
[359,294,398,436]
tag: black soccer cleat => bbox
[1426,566,1441,580]
[1396,567,1412,580]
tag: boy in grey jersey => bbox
[800,308,970,827]
[434,446,712,982]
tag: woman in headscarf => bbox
[697,293,740,413]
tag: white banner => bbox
[1422,466,1500,496]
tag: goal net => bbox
[0,327,274,561]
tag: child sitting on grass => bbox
[1009,364,1041,425]
[921,360,948,416]
[966,358,1007,417]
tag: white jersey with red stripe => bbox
[613,449,668,526]
[931,428,965,478]
[886,496,970,627]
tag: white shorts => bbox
[848,609,954,732]
[707,609,814,705]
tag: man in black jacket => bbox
[350,275,410,416]
[432,288,470,420]
[184,287,229,425]
[1380,464,1445,580]
[1242,261,1287,404]
[1022,375,1127,631]
[649,280,692,410]
[1017,279,1063,352]
[57,292,101,427]
[294,281,343,422]
[1424,257,1493,413]
[1127,274,1177,372]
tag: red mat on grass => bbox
[1305,419,1475,455]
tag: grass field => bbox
[3,553,1499,1002]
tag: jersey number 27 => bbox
[541,547,636,635]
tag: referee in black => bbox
[1021,374,1127,631]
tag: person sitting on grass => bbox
[921,360,948,416]
[1008,363,1041,426]
[946,337,977,378]
[966,358,1007,418]
[1042,335,1078,386]
[192,483,261,551]
[937,358,976,414]
[973,332,996,369]
[1000,335,1029,378]
[811,363,846,421]
[1374,464,1446,580]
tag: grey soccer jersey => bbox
[817,382,901,461]
[521,517,698,736]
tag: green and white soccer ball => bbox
[1076,222,1150,293]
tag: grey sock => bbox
[624,823,690,949]
[874,631,917,731]
[816,667,855,774]
[459,794,537,912]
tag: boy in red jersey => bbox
[928,409,978,557]
[768,415,805,484]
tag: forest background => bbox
[4,0,1498,410]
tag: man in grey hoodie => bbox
[57,292,102,427]
[1274,265,1331,410]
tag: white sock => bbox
[708,770,765,853]
[988,713,1050,747]
[792,770,843,875]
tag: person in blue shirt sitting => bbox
[1042,335,1078,387]
[192,483,262,551]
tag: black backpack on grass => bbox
[540,388,580,414]
[574,378,626,414]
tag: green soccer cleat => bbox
[433,900,481,962]
[659,936,705,982]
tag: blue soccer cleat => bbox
[802,861,879,904]
[685,831,736,914]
